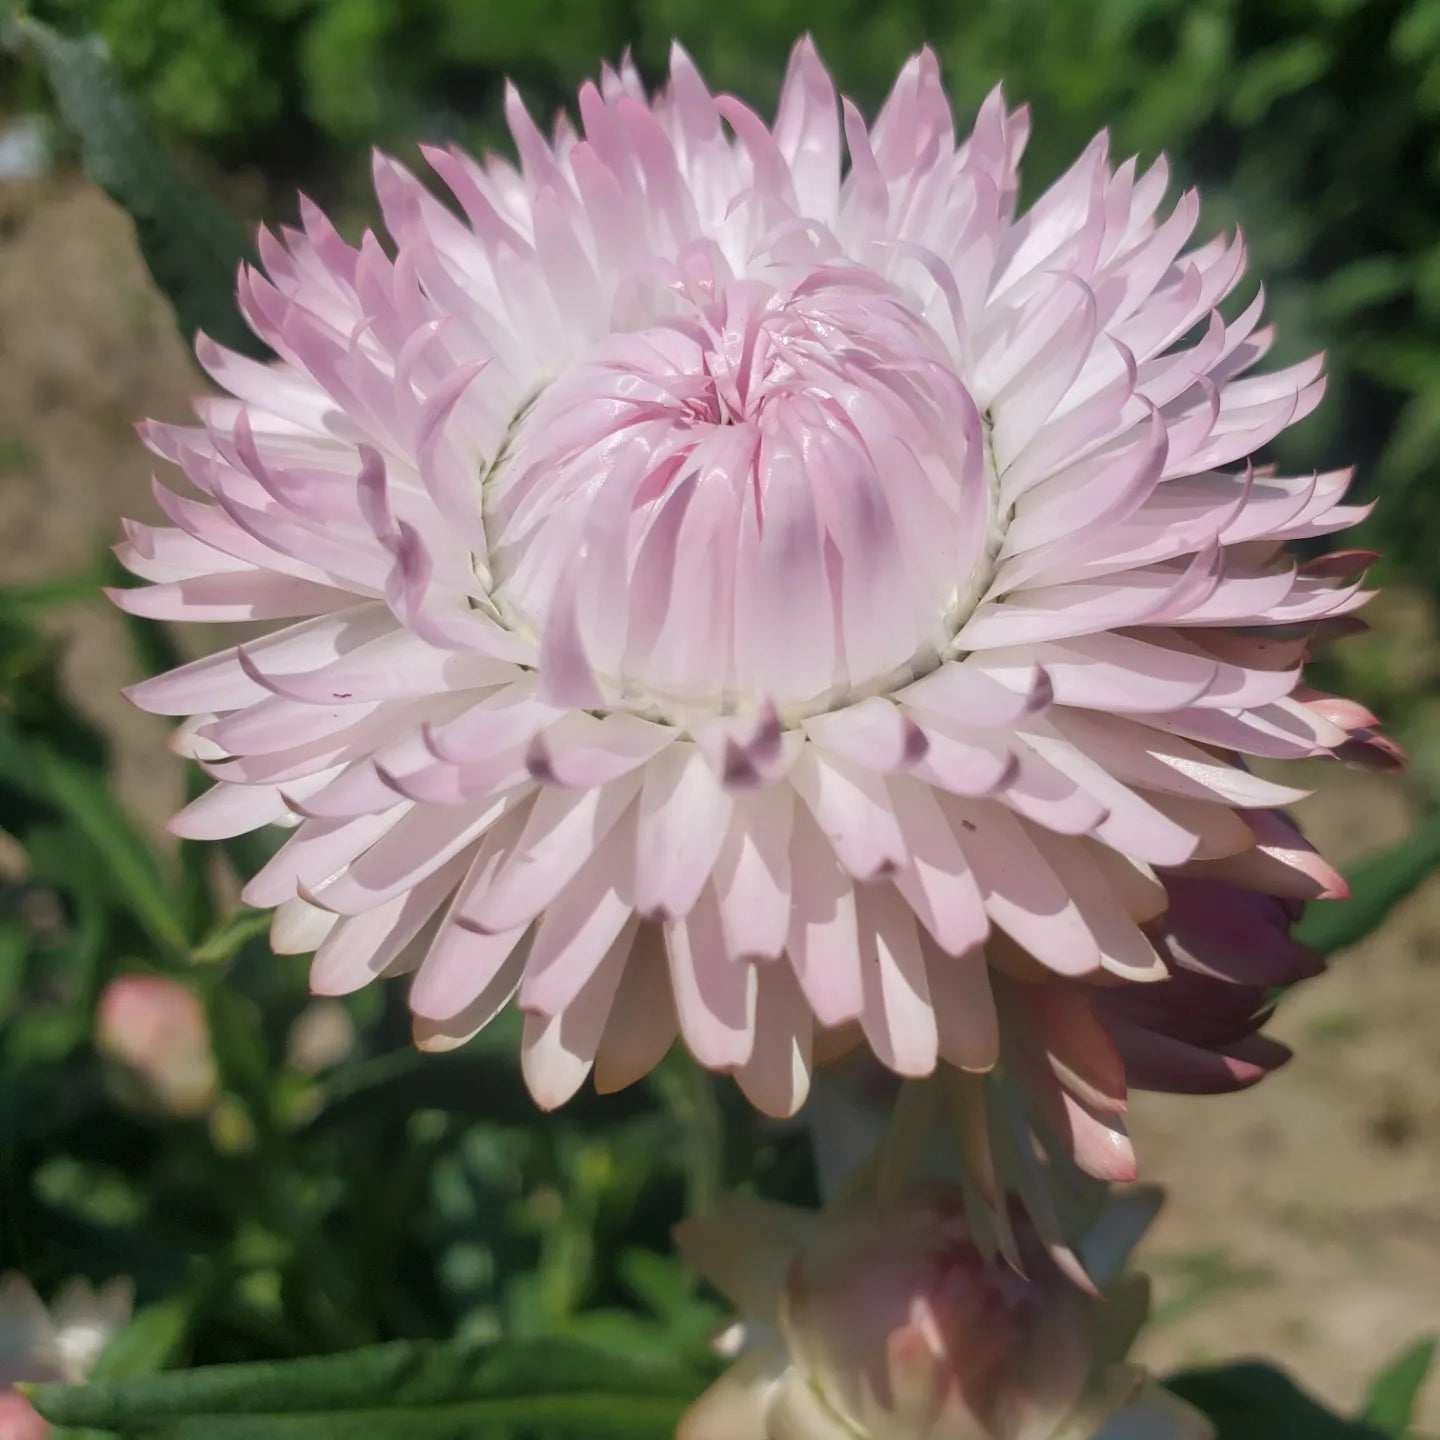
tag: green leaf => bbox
[1167,1362,1388,1439]
[618,1249,708,1328]
[6,15,264,356]
[0,921,28,1016]
[1316,257,1413,323]
[32,1336,699,1438]
[1364,1335,1438,1436]
[1146,1249,1271,1327]
[34,752,189,955]
[0,713,189,957]
[49,1421,113,1439]
[0,567,109,612]
[205,989,275,1117]
[1228,37,1331,125]
[89,1298,195,1383]
[1297,816,1440,955]
[166,1396,683,1438]
[4,1004,91,1066]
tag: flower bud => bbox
[677,1192,1211,1440]
[0,1390,50,1440]
[96,976,218,1117]
[285,1000,357,1075]
[780,1201,1092,1440]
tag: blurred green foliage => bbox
[35,1333,700,1436]
[8,15,262,356]
[20,0,1440,581]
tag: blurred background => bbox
[0,0,1437,1430]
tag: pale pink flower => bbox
[96,975,219,1117]
[118,39,1376,1124]
[674,1189,1212,1440]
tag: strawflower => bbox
[117,39,1380,1141]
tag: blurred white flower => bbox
[0,117,52,182]
[0,1273,133,1438]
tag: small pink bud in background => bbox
[0,1390,49,1440]
[95,976,218,1118]
[285,1000,357,1075]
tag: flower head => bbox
[96,975,218,1117]
[674,1189,1210,1440]
[119,40,1377,1124]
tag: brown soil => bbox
[1133,763,1440,1427]
[2,177,1436,1427]
[0,177,195,831]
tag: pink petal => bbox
[786,808,865,1027]
[467,773,641,933]
[941,798,1102,976]
[408,807,535,1020]
[733,962,814,1118]
[856,883,938,1077]
[592,925,679,1093]
[665,888,757,1069]
[634,743,734,921]
[887,775,989,956]
[520,920,634,1110]
[790,747,906,879]
[712,786,796,961]
[309,851,468,996]
[924,939,998,1071]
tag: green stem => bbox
[651,1058,723,1218]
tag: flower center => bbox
[483,247,993,719]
